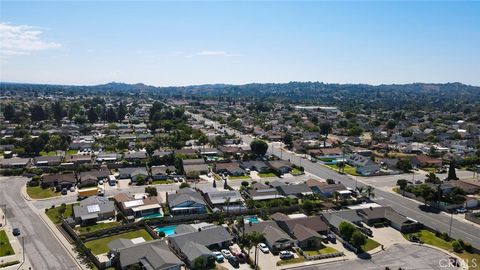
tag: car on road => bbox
[212,251,224,262]
[12,228,21,236]
[258,243,269,253]
[221,249,233,259]
[279,251,294,260]
[227,256,239,268]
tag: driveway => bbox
[369,226,410,248]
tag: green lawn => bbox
[85,229,154,255]
[0,230,15,257]
[46,203,76,224]
[67,149,78,155]
[258,172,277,178]
[276,257,306,266]
[361,238,381,252]
[77,222,122,234]
[39,151,58,156]
[304,246,338,256]
[229,175,251,180]
[150,179,173,185]
[402,230,480,270]
[325,164,359,176]
[27,186,59,199]
[291,168,304,175]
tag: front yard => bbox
[84,229,154,255]
[0,230,15,257]
[27,186,59,199]
[46,203,76,224]
[290,168,304,176]
[150,179,173,185]
[361,238,380,252]
[229,175,251,180]
[76,222,122,234]
[258,172,277,178]
[303,246,338,256]
[325,164,359,176]
[402,230,480,270]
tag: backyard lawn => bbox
[27,186,59,199]
[258,172,277,178]
[84,229,154,255]
[67,149,78,155]
[46,203,76,224]
[76,222,122,234]
[39,151,58,156]
[0,230,15,257]
[361,238,381,252]
[326,164,359,176]
[402,230,480,270]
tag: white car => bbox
[221,249,233,259]
[279,251,294,259]
[258,243,269,253]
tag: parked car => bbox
[227,256,239,268]
[221,249,233,259]
[279,251,294,260]
[236,253,246,263]
[212,251,224,262]
[455,208,468,214]
[327,234,336,243]
[258,243,269,253]
[12,228,20,236]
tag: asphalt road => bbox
[0,177,79,270]
[293,244,459,270]
[190,111,480,249]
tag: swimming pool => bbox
[142,213,163,220]
[245,216,260,224]
[155,225,178,236]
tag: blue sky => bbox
[1,1,479,86]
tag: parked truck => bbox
[78,187,99,199]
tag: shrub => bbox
[452,240,463,252]
[463,242,473,252]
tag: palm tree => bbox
[236,216,245,243]
[245,231,264,270]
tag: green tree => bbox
[447,162,458,180]
[245,231,264,270]
[117,101,127,121]
[136,176,146,186]
[3,104,15,121]
[52,101,64,123]
[179,182,190,189]
[339,221,356,241]
[87,107,98,123]
[397,159,412,173]
[250,139,268,156]
[351,231,367,249]
[319,121,332,147]
[145,186,158,197]
[396,179,408,190]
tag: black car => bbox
[227,256,240,268]
[12,228,21,236]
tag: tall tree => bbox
[52,101,64,123]
[3,104,15,121]
[30,104,46,122]
[447,161,458,180]
[117,102,127,121]
[319,121,332,147]
[87,107,98,123]
[250,139,268,156]
[106,107,117,123]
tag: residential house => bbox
[110,239,183,270]
[0,157,31,168]
[267,160,293,175]
[411,154,443,168]
[151,166,175,180]
[244,183,284,201]
[167,188,208,215]
[307,179,348,198]
[214,162,246,176]
[42,173,77,191]
[33,156,63,167]
[346,154,380,176]
[240,161,270,173]
[275,183,313,198]
[356,206,420,233]
[73,196,115,225]
[77,169,110,188]
[168,225,232,268]
[65,154,92,165]
[241,221,294,251]
[182,158,209,177]
[272,215,329,249]
[114,193,162,220]
[203,190,245,212]
[118,167,149,182]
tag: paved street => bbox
[0,177,80,270]
[190,111,480,249]
[293,244,459,270]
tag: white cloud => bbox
[0,22,61,57]
[197,50,241,57]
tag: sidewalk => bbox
[0,207,33,270]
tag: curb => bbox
[281,257,349,270]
